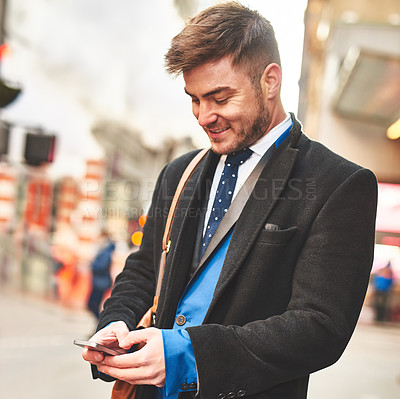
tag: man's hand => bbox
[82,321,130,364]
[83,325,166,388]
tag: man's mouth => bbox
[206,127,230,138]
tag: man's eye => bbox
[191,98,200,104]
[216,98,229,105]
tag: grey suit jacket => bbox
[97,114,377,399]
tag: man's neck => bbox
[265,101,287,136]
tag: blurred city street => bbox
[1,289,399,399]
[0,289,113,399]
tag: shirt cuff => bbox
[161,329,198,397]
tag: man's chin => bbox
[210,142,242,155]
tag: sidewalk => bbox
[308,321,400,398]
[0,289,113,399]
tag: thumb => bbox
[119,328,150,349]
[100,321,129,348]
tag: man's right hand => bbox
[82,321,129,364]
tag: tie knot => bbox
[225,148,253,167]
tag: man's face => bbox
[183,56,270,155]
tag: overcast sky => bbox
[3,0,307,177]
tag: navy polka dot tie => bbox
[201,147,253,258]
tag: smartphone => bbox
[73,339,125,356]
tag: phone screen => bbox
[73,339,125,356]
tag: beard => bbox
[211,98,271,155]
[236,104,270,152]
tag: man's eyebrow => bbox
[184,86,233,98]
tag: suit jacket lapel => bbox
[204,144,299,320]
[197,143,274,270]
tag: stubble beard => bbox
[220,100,271,155]
[238,105,270,151]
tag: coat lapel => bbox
[196,142,275,270]
[204,143,299,320]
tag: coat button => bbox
[217,394,226,399]
[189,382,197,389]
[176,315,187,326]
[237,390,246,397]
[227,392,236,398]
[181,383,190,390]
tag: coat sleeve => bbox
[186,168,378,398]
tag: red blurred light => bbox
[0,43,10,59]
[127,219,139,233]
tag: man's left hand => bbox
[96,327,165,387]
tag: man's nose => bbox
[197,102,218,127]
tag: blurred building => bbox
[299,0,400,322]
[299,0,400,182]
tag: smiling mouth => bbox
[206,127,230,136]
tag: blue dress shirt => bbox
[158,231,234,398]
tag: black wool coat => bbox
[96,115,378,399]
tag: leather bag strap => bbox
[162,148,209,253]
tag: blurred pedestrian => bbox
[372,262,394,322]
[87,230,115,320]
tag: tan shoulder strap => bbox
[161,148,209,252]
[155,148,209,298]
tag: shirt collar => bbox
[249,113,292,156]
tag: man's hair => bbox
[165,1,281,85]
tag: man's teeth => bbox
[210,128,228,133]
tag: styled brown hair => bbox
[165,1,281,85]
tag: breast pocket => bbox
[256,226,298,245]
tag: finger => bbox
[90,323,117,340]
[108,321,129,335]
[91,321,129,347]
[97,363,165,387]
[119,328,150,349]
[112,326,130,347]
[82,348,104,363]
[102,351,140,368]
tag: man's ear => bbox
[259,63,282,100]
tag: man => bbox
[82,3,377,398]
